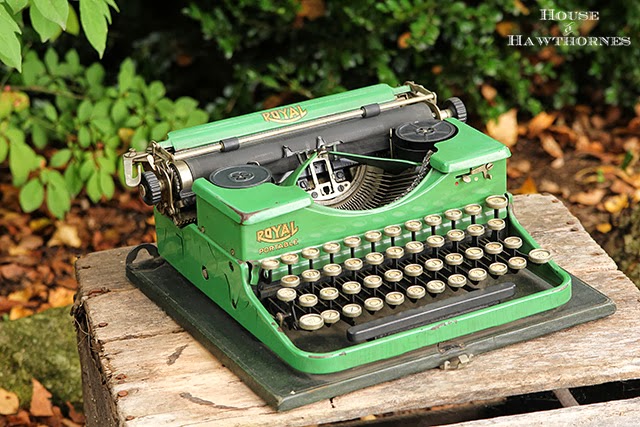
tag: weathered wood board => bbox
[74,194,640,427]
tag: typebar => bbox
[347,282,516,343]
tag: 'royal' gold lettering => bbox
[256,221,300,243]
[261,105,308,124]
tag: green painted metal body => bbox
[154,108,572,373]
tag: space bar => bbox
[346,282,516,343]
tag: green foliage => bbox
[185,0,640,120]
[0,48,209,218]
[0,0,118,71]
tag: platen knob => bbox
[443,97,467,123]
[140,171,162,206]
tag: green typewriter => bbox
[123,82,614,408]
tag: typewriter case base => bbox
[126,244,615,411]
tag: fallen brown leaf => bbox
[495,22,516,37]
[538,179,561,194]
[528,112,556,138]
[8,288,33,303]
[596,223,612,233]
[514,0,530,14]
[0,387,19,415]
[0,263,26,281]
[513,176,538,194]
[634,102,640,118]
[29,217,52,232]
[19,234,44,250]
[540,133,564,159]
[9,306,34,320]
[486,109,518,147]
[30,379,54,417]
[48,287,75,308]
[610,178,635,194]
[603,194,629,214]
[47,223,82,248]
[66,401,86,424]
[397,32,411,49]
[570,189,606,206]
[481,84,497,102]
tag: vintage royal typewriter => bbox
[123,82,614,409]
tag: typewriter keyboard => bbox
[256,195,555,351]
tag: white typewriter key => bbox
[427,280,446,294]
[363,275,383,289]
[465,247,484,260]
[322,263,342,277]
[486,195,508,210]
[489,262,508,276]
[280,275,301,288]
[321,309,340,325]
[484,242,504,255]
[365,252,384,266]
[385,291,405,306]
[323,242,341,254]
[424,258,444,272]
[261,258,280,270]
[319,287,339,301]
[464,203,483,217]
[301,247,320,260]
[280,253,299,265]
[466,224,485,237]
[426,235,445,248]
[384,269,404,283]
[299,313,324,331]
[487,218,506,231]
[508,256,527,270]
[468,268,488,282]
[364,297,384,312]
[404,264,423,277]
[446,229,465,242]
[529,248,552,264]
[444,253,464,266]
[405,241,424,254]
[342,303,363,318]
[301,269,321,283]
[298,293,319,308]
[406,285,427,300]
[503,236,523,250]
[364,230,382,242]
[383,225,402,238]
[342,281,362,295]
[343,236,361,248]
[385,246,405,259]
[448,274,467,288]
[444,209,463,222]
[404,220,422,233]
[276,288,297,303]
[424,214,442,228]
[344,258,364,271]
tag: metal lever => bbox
[460,163,494,183]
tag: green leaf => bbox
[86,171,102,202]
[9,142,38,186]
[145,81,166,102]
[19,178,45,213]
[85,62,105,88]
[44,48,59,74]
[42,101,58,121]
[150,121,170,141]
[123,115,142,128]
[64,162,83,197]
[77,100,92,122]
[131,125,149,151]
[0,136,8,163]
[65,4,80,35]
[32,0,69,28]
[96,155,115,174]
[80,0,112,58]
[6,0,29,14]
[117,58,135,92]
[184,110,209,128]
[99,170,114,199]
[30,3,63,42]
[175,97,198,118]
[78,126,91,148]
[50,148,72,167]
[64,49,81,73]
[91,98,110,118]
[46,171,71,218]
[0,4,23,71]
[79,158,94,181]
[110,99,128,124]
[31,124,48,149]
[21,52,46,86]
[91,117,113,134]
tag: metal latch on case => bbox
[459,163,493,183]
[439,353,473,370]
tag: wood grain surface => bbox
[73,194,640,427]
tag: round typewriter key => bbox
[280,253,299,265]
[405,219,422,233]
[280,275,300,288]
[363,275,383,289]
[424,258,444,272]
[529,248,552,264]
[424,214,442,235]
[447,229,465,242]
[322,263,342,277]
[448,274,467,288]
[299,313,324,331]
[385,246,404,268]
[261,258,280,270]
[344,257,364,272]
[487,218,506,231]
[342,281,361,295]
[444,253,464,266]
[485,242,504,255]
[426,234,445,247]
[364,230,382,251]
[468,268,488,282]
[444,209,463,222]
[427,280,446,294]
[298,293,318,308]
[342,303,363,318]
[321,309,340,325]
[405,241,424,254]
[407,285,426,301]
[364,297,384,313]
[323,242,341,263]
[319,287,339,301]
[384,269,404,284]
[508,256,527,270]
[385,291,405,307]
[301,247,320,268]
[301,269,321,283]
[365,252,384,266]
[466,224,485,237]
[465,247,484,260]
[504,236,523,251]
[464,203,483,217]
[404,263,423,278]
[383,225,402,238]
[276,288,297,303]
[343,236,361,257]
[486,195,508,210]
[489,262,508,276]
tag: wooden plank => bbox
[74,194,640,427]
[447,396,640,427]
